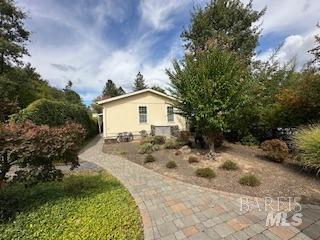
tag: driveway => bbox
[79,136,317,240]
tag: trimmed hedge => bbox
[10,99,97,138]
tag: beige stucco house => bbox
[97,89,187,140]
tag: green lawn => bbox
[0,172,143,240]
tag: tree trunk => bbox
[204,133,217,159]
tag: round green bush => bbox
[138,143,160,154]
[166,161,177,169]
[144,154,156,163]
[239,174,260,187]
[240,134,259,146]
[188,156,199,163]
[220,160,239,171]
[195,168,216,179]
[10,99,97,138]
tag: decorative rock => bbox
[179,145,192,154]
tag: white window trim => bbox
[139,106,148,124]
[167,106,174,123]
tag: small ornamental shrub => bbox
[195,168,216,179]
[166,161,177,169]
[164,139,184,149]
[240,134,259,146]
[144,154,156,163]
[176,131,190,145]
[138,143,160,154]
[294,124,320,174]
[220,160,239,171]
[260,139,289,163]
[0,121,85,185]
[175,150,182,155]
[141,135,166,145]
[239,174,260,187]
[188,156,199,163]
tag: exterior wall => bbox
[102,92,186,138]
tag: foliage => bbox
[0,121,85,184]
[239,174,260,187]
[168,47,250,153]
[138,143,160,154]
[308,24,320,66]
[164,139,184,149]
[151,85,166,93]
[166,161,177,169]
[0,0,30,73]
[141,135,166,145]
[102,79,125,98]
[240,134,259,146]
[176,131,191,145]
[133,71,147,91]
[188,156,199,163]
[220,160,239,171]
[260,139,289,163]
[144,154,156,163]
[0,173,143,239]
[294,124,320,174]
[10,98,97,137]
[195,168,216,179]
[181,0,265,59]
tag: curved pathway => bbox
[79,136,313,240]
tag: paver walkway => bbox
[79,136,318,240]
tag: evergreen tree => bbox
[151,85,166,94]
[309,24,320,66]
[0,0,30,73]
[133,72,147,91]
[118,86,126,95]
[182,0,265,60]
[102,79,121,98]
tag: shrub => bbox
[239,174,260,187]
[138,143,160,154]
[176,131,190,145]
[166,161,177,169]
[220,160,239,171]
[164,139,182,149]
[0,121,85,185]
[188,156,199,163]
[141,135,166,145]
[144,154,156,163]
[10,99,97,138]
[294,124,320,174]
[175,150,182,155]
[195,168,216,179]
[240,134,259,146]
[260,139,289,163]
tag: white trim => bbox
[138,105,148,124]
[97,88,175,105]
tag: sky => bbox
[17,0,320,105]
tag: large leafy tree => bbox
[0,0,30,73]
[167,48,249,155]
[102,79,124,98]
[182,0,265,60]
[133,71,147,91]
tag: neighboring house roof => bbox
[97,88,176,105]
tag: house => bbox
[97,89,187,140]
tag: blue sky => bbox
[17,0,320,105]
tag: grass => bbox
[144,154,156,163]
[220,160,239,171]
[166,161,177,169]
[239,174,260,187]
[0,172,142,240]
[195,168,216,179]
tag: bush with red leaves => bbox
[260,139,289,163]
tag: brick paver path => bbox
[79,136,317,240]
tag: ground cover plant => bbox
[144,154,156,163]
[195,168,216,179]
[239,174,260,187]
[166,161,177,169]
[188,156,199,163]
[220,160,239,171]
[0,172,142,240]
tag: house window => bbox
[139,106,147,123]
[167,106,174,122]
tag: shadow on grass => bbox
[0,172,121,223]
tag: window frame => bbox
[139,106,148,124]
[167,106,174,122]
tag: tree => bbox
[133,71,147,91]
[151,85,166,94]
[167,48,249,156]
[102,79,122,98]
[181,0,265,60]
[309,24,320,66]
[0,0,30,73]
[118,86,126,95]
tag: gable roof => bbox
[97,88,175,105]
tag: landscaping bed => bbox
[103,141,320,201]
[0,171,143,240]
